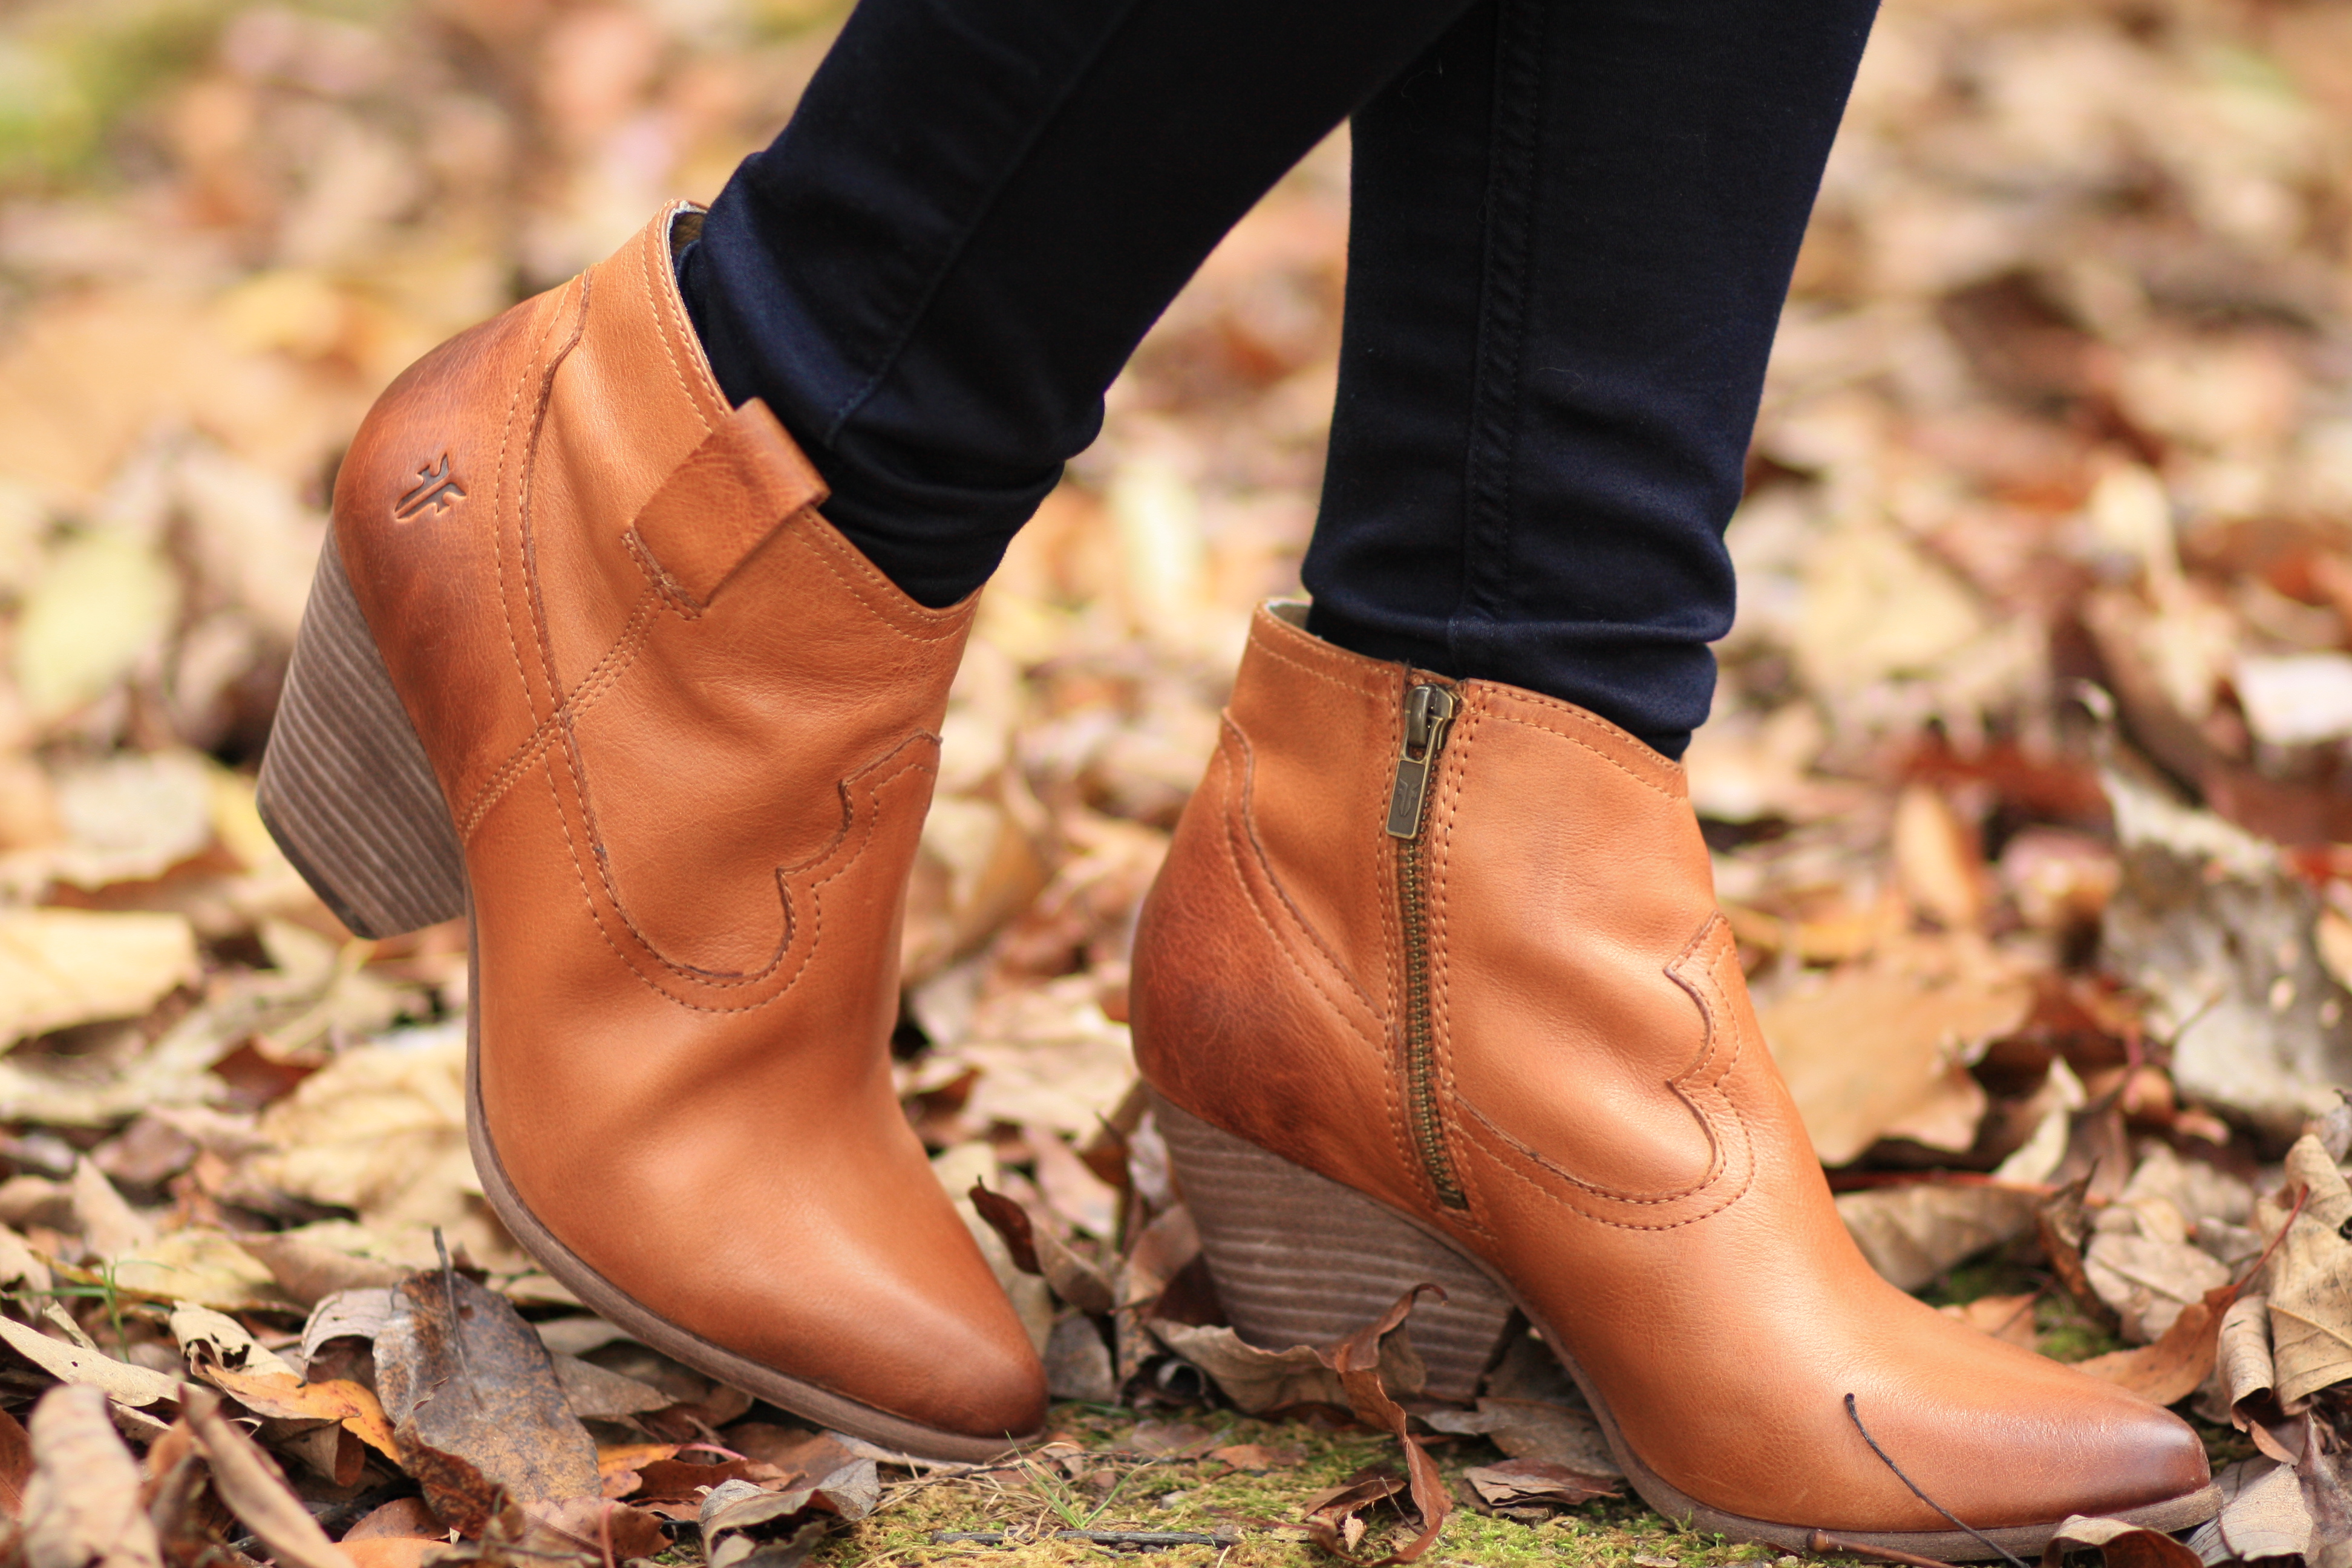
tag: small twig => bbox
[433,1226,474,1389]
[1842,1394,2031,1568]
[1808,1529,1966,1568]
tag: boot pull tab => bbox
[629,398,828,607]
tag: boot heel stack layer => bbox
[1151,1093,1515,1402]
[257,532,466,939]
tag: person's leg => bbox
[1304,0,1877,758]
[681,0,1480,607]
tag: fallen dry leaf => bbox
[2077,1281,2234,1406]
[1462,1456,1621,1511]
[0,1315,178,1409]
[1940,1290,2040,1350]
[549,1353,674,1419]
[18,1385,158,1568]
[2270,1135,2352,1405]
[2086,1227,2232,1345]
[1756,932,2031,1165]
[234,1230,408,1304]
[183,1383,354,1568]
[2039,1512,2205,1568]
[0,909,197,1048]
[1421,1397,1622,1478]
[2189,1457,2315,1564]
[698,1462,880,1568]
[1045,1313,1117,1403]
[1302,1286,1451,1564]
[969,1181,1117,1315]
[375,1263,599,1525]
[1147,1320,1351,1414]
[0,1403,29,1519]
[518,1497,667,1563]
[1837,1181,2042,1292]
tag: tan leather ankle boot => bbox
[1132,603,2214,1552]
[256,204,1045,1459]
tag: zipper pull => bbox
[1385,684,1457,839]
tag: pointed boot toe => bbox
[258,203,1045,1461]
[1134,602,2216,1550]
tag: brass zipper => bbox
[1386,682,1465,1209]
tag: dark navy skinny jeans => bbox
[679,0,1879,757]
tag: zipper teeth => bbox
[1400,825,1466,1209]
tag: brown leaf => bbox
[339,1499,445,1568]
[2037,1174,2123,1336]
[2076,1280,2232,1405]
[720,1424,859,1482]
[627,1457,792,1502]
[1304,1285,1451,1564]
[344,1498,445,1542]
[965,1183,1039,1275]
[1420,1399,1621,1478]
[0,1315,179,1409]
[2270,1136,2352,1405]
[340,1541,439,1568]
[374,1263,599,1519]
[0,1403,31,1520]
[1462,1457,1620,1510]
[520,1497,667,1562]
[549,1354,673,1419]
[1127,1419,1219,1458]
[2038,1512,2204,1568]
[1939,1291,2040,1349]
[233,1232,406,1306]
[19,1385,160,1568]
[203,1365,400,1463]
[1840,1184,2042,1294]
[181,1384,354,1568]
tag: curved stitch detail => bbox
[1226,718,1385,1022]
[638,221,716,435]
[1452,909,1751,1207]
[1247,631,1393,706]
[1459,1106,1754,1233]
[457,589,660,841]
[797,523,973,643]
[572,727,933,995]
[1210,736,1388,1073]
[485,292,566,720]
[1474,698,1680,802]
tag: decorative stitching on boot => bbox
[1475,692,1684,801]
[1457,1102,1754,1232]
[457,587,661,841]
[639,221,716,437]
[569,727,936,1001]
[798,522,975,642]
[486,283,578,727]
[1216,722,1388,1065]
[513,274,595,727]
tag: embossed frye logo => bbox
[394,456,466,519]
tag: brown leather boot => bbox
[256,204,1046,1459]
[1132,603,2215,1553]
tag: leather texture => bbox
[1132,602,2210,1533]
[330,204,1045,1445]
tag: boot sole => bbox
[257,534,1040,1464]
[1152,1093,2221,1559]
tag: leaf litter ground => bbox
[5,0,2352,1564]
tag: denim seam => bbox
[818,0,1155,445]
[1449,0,1546,670]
